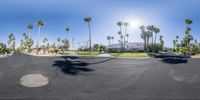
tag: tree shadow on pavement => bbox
[53,57,94,75]
[158,55,190,64]
[53,54,120,75]
[89,54,121,65]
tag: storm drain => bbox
[20,74,49,87]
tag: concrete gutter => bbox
[0,52,13,58]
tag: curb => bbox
[0,52,13,58]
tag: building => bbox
[107,42,144,52]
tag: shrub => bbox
[107,48,121,53]
[148,43,163,53]
[180,47,188,55]
[0,42,11,54]
[99,44,106,52]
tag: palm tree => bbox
[65,27,70,40]
[107,36,111,46]
[124,22,129,49]
[124,22,129,34]
[57,37,61,48]
[36,20,45,54]
[27,37,34,53]
[185,19,193,27]
[20,39,24,47]
[146,31,152,47]
[125,33,129,48]
[173,40,176,51]
[117,22,124,51]
[117,21,123,32]
[22,33,28,49]
[43,38,48,54]
[184,19,193,47]
[176,36,179,40]
[194,39,198,45]
[62,38,69,51]
[125,34,129,42]
[187,34,193,45]
[111,36,114,45]
[154,28,160,44]
[140,26,147,51]
[43,38,48,46]
[27,24,33,37]
[146,25,155,45]
[159,35,164,51]
[84,17,93,53]
[117,31,122,35]
[120,35,123,44]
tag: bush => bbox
[77,51,99,56]
[0,42,11,54]
[148,43,163,53]
[180,47,188,55]
[190,45,200,55]
[99,44,106,52]
[107,48,121,53]
[16,46,27,52]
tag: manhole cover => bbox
[20,74,49,87]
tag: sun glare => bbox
[128,19,141,28]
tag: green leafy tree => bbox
[0,42,10,54]
[93,44,99,51]
[7,33,16,51]
[22,33,34,53]
[99,44,106,52]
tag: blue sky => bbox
[0,0,200,48]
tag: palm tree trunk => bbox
[144,38,146,51]
[65,31,69,40]
[37,26,41,54]
[120,26,122,32]
[88,22,92,54]
[28,30,31,37]
[124,26,127,51]
[112,39,113,45]
[152,33,154,45]
[154,33,157,44]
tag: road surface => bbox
[0,52,200,100]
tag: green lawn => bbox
[61,52,69,55]
[77,51,99,56]
[109,53,149,58]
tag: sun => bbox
[128,19,141,28]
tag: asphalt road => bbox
[0,52,200,100]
